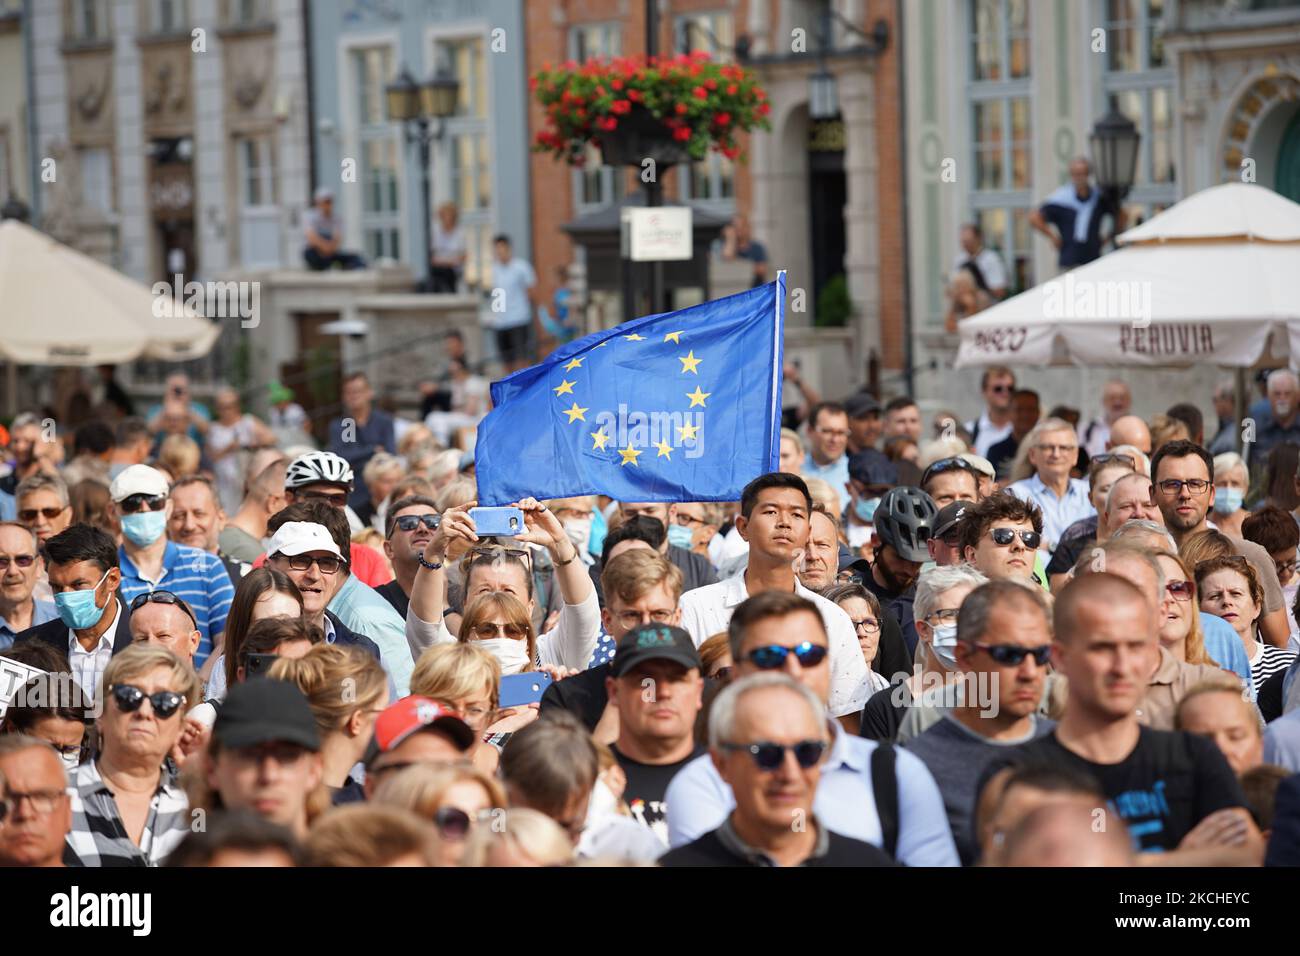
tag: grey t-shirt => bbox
[903,712,1055,865]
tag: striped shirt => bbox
[118,542,235,669]
[1250,642,1297,696]
[64,761,191,867]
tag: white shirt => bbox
[486,258,537,330]
[1078,417,1111,458]
[962,409,1013,459]
[67,599,124,705]
[676,573,871,718]
[950,246,1008,293]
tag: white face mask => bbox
[562,519,592,555]
[1276,400,1293,418]
[476,636,532,675]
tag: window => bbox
[152,0,187,33]
[442,36,487,119]
[676,11,734,62]
[70,0,109,41]
[78,146,113,214]
[674,12,736,208]
[967,0,1033,297]
[567,24,622,212]
[236,135,274,207]
[434,34,494,286]
[229,0,266,25]
[351,47,401,261]
[570,22,620,63]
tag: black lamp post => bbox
[386,65,460,290]
[1089,105,1141,210]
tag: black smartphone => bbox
[244,653,278,680]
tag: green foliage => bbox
[815,274,852,328]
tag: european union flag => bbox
[476,273,786,505]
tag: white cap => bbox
[266,522,343,560]
[109,464,170,503]
[313,186,334,202]
[959,452,996,480]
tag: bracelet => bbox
[553,546,579,567]
[418,553,444,571]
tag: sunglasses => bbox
[719,739,827,771]
[394,514,440,534]
[988,384,1014,394]
[1165,580,1194,602]
[921,457,976,486]
[471,622,528,640]
[109,684,187,719]
[434,806,494,840]
[17,507,66,521]
[1091,453,1136,468]
[296,490,350,508]
[130,590,197,627]
[283,554,345,574]
[0,554,36,570]
[119,494,167,514]
[970,642,1052,667]
[988,527,1042,549]
[746,642,829,670]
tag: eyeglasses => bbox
[296,490,350,508]
[434,806,495,840]
[925,608,961,625]
[1156,478,1210,496]
[394,514,440,534]
[471,622,528,640]
[921,457,976,486]
[118,494,167,514]
[613,609,675,630]
[719,739,828,771]
[1091,453,1136,468]
[283,554,345,574]
[745,642,829,670]
[130,590,198,628]
[17,507,67,521]
[988,384,1014,394]
[1275,558,1298,579]
[1035,444,1078,456]
[468,546,533,575]
[815,427,849,439]
[852,617,881,634]
[108,684,187,719]
[0,788,67,817]
[988,527,1042,549]
[674,514,707,527]
[0,554,36,570]
[970,643,1052,667]
[1164,580,1194,602]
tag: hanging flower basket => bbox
[531,51,772,169]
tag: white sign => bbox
[0,658,47,719]
[623,206,693,262]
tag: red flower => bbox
[611,99,632,114]
[673,126,692,142]
[692,85,708,99]
[675,102,688,115]
[597,116,618,131]
[722,144,740,160]
[704,78,717,91]
[714,112,732,127]
[758,102,771,116]
[627,88,643,102]
[529,76,539,91]
[691,50,710,62]
[688,63,702,77]
[726,83,738,95]
[595,85,607,97]
[611,78,623,90]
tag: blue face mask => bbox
[53,568,111,630]
[120,510,167,547]
[930,623,958,669]
[1213,487,1244,516]
[667,523,694,550]
[855,497,881,523]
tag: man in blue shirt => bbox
[0,523,58,649]
[1029,156,1123,269]
[1249,368,1300,474]
[327,372,396,514]
[1006,418,1094,553]
[487,234,538,373]
[802,401,851,512]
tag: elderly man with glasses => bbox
[0,522,57,650]
[0,735,74,867]
[1005,418,1094,554]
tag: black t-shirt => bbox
[330,778,366,806]
[860,681,912,742]
[539,661,611,731]
[1046,533,1094,577]
[659,826,897,868]
[853,571,914,681]
[987,726,1247,852]
[613,744,705,842]
[1258,668,1286,724]
[375,579,410,619]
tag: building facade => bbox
[903,0,1300,422]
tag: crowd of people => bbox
[5,357,1300,870]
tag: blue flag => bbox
[476,273,786,505]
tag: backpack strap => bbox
[871,741,900,860]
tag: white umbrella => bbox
[0,219,220,365]
[955,183,1300,369]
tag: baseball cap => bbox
[368,696,476,761]
[843,392,882,419]
[267,381,295,404]
[933,500,971,541]
[214,679,321,752]
[959,453,996,481]
[266,521,343,560]
[109,464,170,503]
[313,186,334,202]
[611,624,702,678]
[848,448,898,487]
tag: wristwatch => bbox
[418,553,444,572]
[552,546,579,567]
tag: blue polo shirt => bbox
[0,599,58,650]
[117,542,235,669]
[328,573,413,697]
[803,452,851,511]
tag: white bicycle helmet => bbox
[285,450,354,491]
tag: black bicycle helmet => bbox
[873,486,937,562]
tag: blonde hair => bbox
[1009,417,1076,482]
[599,548,683,607]
[362,451,406,486]
[1175,677,1260,734]
[800,475,841,518]
[410,642,502,711]
[1155,551,1212,665]
[158,434,201,479]
[918,436,970,470]
[304,804,441,867]
[461,808,574,867]
[352,528,386,551]
[372,763,507,817]
[101,644,201,716]
[267,644,388,739]
[435,477,476,512]
[780,427,803,457]
[459,591,537,671]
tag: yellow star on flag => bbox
[664,331,682,344]
[654,439,673,460]
[618,444,643,467]
[624,333,645,342]
[679,350,702,375]
[553,379,575,397]
[678,421,700,442]
[686,386,711,408]
[595,341,608,348]
[562,402,588,424]
[564,357,584,372]
[590,428,610,451]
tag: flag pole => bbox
[771,271,787,470]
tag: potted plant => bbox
[531,51,772,169]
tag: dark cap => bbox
[611,624,701,678]
[843,392,881,420]
[848,448,898,487]
[933,500,971,540]
[214,680,321,752]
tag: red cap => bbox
[373,696,476,754]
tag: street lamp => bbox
[1089,105,1141,206]
[385,65,460,291]
[809,68,838,120]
